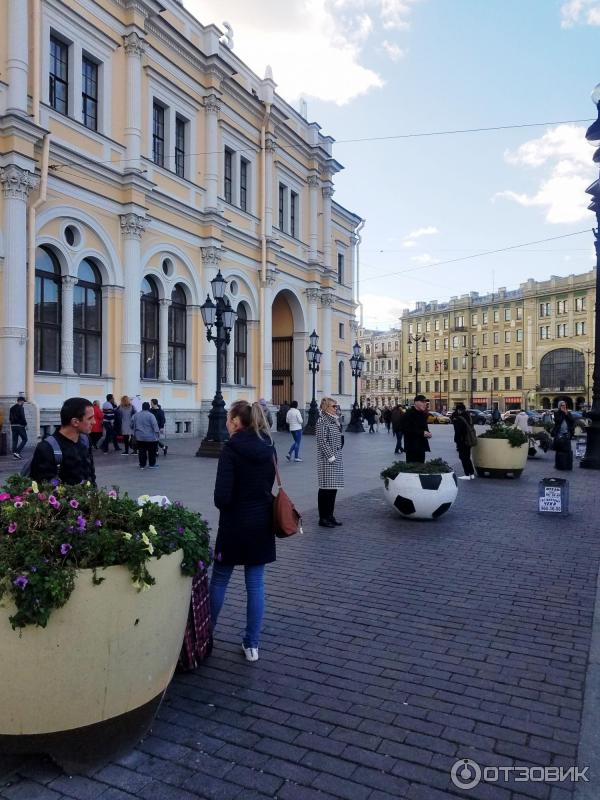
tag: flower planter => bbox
[472,438,528,478]
[0,550,191,772]
[383,471,458,520]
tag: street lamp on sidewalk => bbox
[581,82,600,469]
[465,346,480,408]
[196,270,237,457]
[304,329,321,435]
[346,341,365,432]
[408,333,426,394]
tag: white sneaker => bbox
[470,474,476,480]
[458,475,471,480]
[294,458,303,462]
[242,644,259,662]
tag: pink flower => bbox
[13,501,23,509]
[38,493,47,501]
[0,493,10,502]
[7,522,17,534]
[69,499,79,509]
[108,490,118,500]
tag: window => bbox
[482,311,488,324]
[482,333,488,345]
[516,329,523,342]
[461,357,467,370]
[337,253,344,285]
[575,321,586,336]
[504,331,511,343]
[338,361,344,395]
[504,354,510,367]
[443,318,449,329]
[575,297,586,312]
[482,355,488,368]
[394,359,398,370]
[395,341,399,350]
[434,319,440,331]
[35,247,61,372]
[540,302,551,317]
[388,359,392,371]
[408,324,413,334]
[141,277,159,379]
[557,299,568,315]
[240,158,249,211]
[471,378,477,391]
[50,35,69,115]
[504,377,510,390]
[452,336,458,349]
[452,357,458,370]
[493,310,499,323]
[290,191,298,237]
[434,339,440,351]
[81,55,98,131]
[471,314,477,325]
[504,308,511,321]
[557,323,568,338]
[278,183,285,230]
[493,354,499,368]
[493,332,499,344]
[443,337,448,348]
[74,259,101,375]
[461,378,466,391]
[152,103,165,167]
[424,361,429,373]
[224,148,234,204]
[168,285,187,381]
[425,321,431,332]
[540,325,550,339]
[516,352,522,367]
[408,381,413,393]
[452,379,458,391]
[471,334,477,347]
[425,380,430,393]
[482,377,488,391]
[454,315,464,328]
[516,306,523,320]
[175,116,186,178]
[434,380,440,392]
[339,322,344,339]
[416,323,422,333]
[493,377,499,390]
[443,379,448,391]
[516,376,523,389]
[540,348,585,389]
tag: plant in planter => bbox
[0,476,211,770]
[472,424,529,478]
[380,458,458,520]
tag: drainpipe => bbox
[259,102,271,396]
[354,218,365,328]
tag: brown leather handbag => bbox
[272,456,303,538]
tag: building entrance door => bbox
[272,337,293,405]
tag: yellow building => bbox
[357,327,403,407]
[0,0,362,435]
[400,269,597,412]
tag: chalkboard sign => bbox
[538,478,569,516]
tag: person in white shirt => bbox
[514,409,530,435]
[285,401,304,462]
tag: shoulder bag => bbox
[272,456,303,538]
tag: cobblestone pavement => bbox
[1,427,599,799]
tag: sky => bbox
[183,0,600,329]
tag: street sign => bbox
[538,479,569,516]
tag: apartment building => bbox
[357,327,403,407]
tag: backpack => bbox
[20,434,89,479]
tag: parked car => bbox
[427,411,451,424]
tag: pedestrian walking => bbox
[132,401,160,469]
[552,400,575,471]
[514,409,530,435]
[258,398,273,429]
[383,406,392,434]
[364,405,376,434]
[9,396,28,459]
[101,394,121,452]
[131,394,143,414]
[491,404,501,425]
[209,400,276,663]
[116,395,135,455]
[29,397,96,485]
[316,397,344,528]
[277,401,290,432]
[374,407,381,433]
[391,404,404,454]
[90,400,104,449]
[150,399,168,456]
[285,400,303,462]
[399,394,432,464]
[451,402,477,480]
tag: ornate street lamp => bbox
[407,333,426,396]
[581,83,600,469]
[465,346,480,409]
[346,341,365,432]
[196,270,237,457]
[303,330,321,435]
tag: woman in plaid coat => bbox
[316,397,344,528]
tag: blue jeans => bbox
[288,429,302,459]
[11,425,27,454]
[209,563,265,649]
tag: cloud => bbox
[560,0,600,27]
[381,39,405,61]
[183,0,420,105]
[493,124,596,224]
[401,225,439,248]
[410,253,435,264]
[361,292,412,329]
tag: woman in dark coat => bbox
[451,402,477,480]
[552,400,575,470]
[209,400,276,662]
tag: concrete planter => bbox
[0,550,191,771]
[383,471,458,520]
[472,437,528,478]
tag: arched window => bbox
[540,348,584,390]
[234,303,248,385]
[141,277,159,379]
[35,246,61,372]
[338,360,344,395]
[74,259,101,375]
[168,284,186,380]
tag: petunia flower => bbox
[69,499,79,509]
[198,560,205,571]
[38,493,47,501]
[76,515,87,530]
[51,479,59,487]
[123,532,132,540]
[108,489,118,500]
[60,543,72,556]
[94,519,103,527]
[177,527,185,535]
[0,492,10,502]
[31,481,39,494]
[7,522,17,534]
[136,509,143,517]
[148,524,157,537]
[13,501,23,509]
[13,576,28,589]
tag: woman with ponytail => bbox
[209,400,276,662]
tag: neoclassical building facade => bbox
[357,327,403,407]
[0,0,362,435]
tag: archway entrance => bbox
[271,290,306,407]
[552,395,573,409]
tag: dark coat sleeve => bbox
[214,446,235,510]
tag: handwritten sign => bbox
[539,486,562,513]
[575,439,586,459]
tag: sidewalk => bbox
[1,428,599,799]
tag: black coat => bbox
[452,411,476,447]
[29,432,96,486]
[552,410,575,441]
[213,429,276,566]
[400,407,430,456]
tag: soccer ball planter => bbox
[381,459,458,520]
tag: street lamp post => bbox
[303,330,321,435]
[581,82,600,469]
[465,346,480,408]
[408,333,426,395]
[346,341,365,432]
[196,270,237,458]
[584,347,594,408]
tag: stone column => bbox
[262,274,276,400]
[322,184,334,272]
[120,213,146,394]
[307,174,319,261]
[0,165,38,398]
[123,32,145,172]
[305,288,320,338]
[158,298,171,382]
[320,291,335,396]
[265,136,276,237]
[7,0,29,114]
[204,94,221,211]
[200,246,221,400]
[61,275,78,375]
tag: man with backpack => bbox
[9,396,28,459]
[28,397,96,485]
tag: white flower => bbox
[137,494,151,506]
[31,481,39,494]
[123,532,132,540]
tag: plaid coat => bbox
[316,412,344,489]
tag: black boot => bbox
[329,517,343,526]
[318,519,335,528]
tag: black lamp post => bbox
[408,333,426,395]
[304,330,321,435]
[583,348,594,408]
[347,341,365,432]
[196,270,237,458]
[581,83,600,470]
[465,346,480,408]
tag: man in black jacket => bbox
[399,394,432,463]
[29,397,96,485]
[9,396,28,460]
[150,398,168,456]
